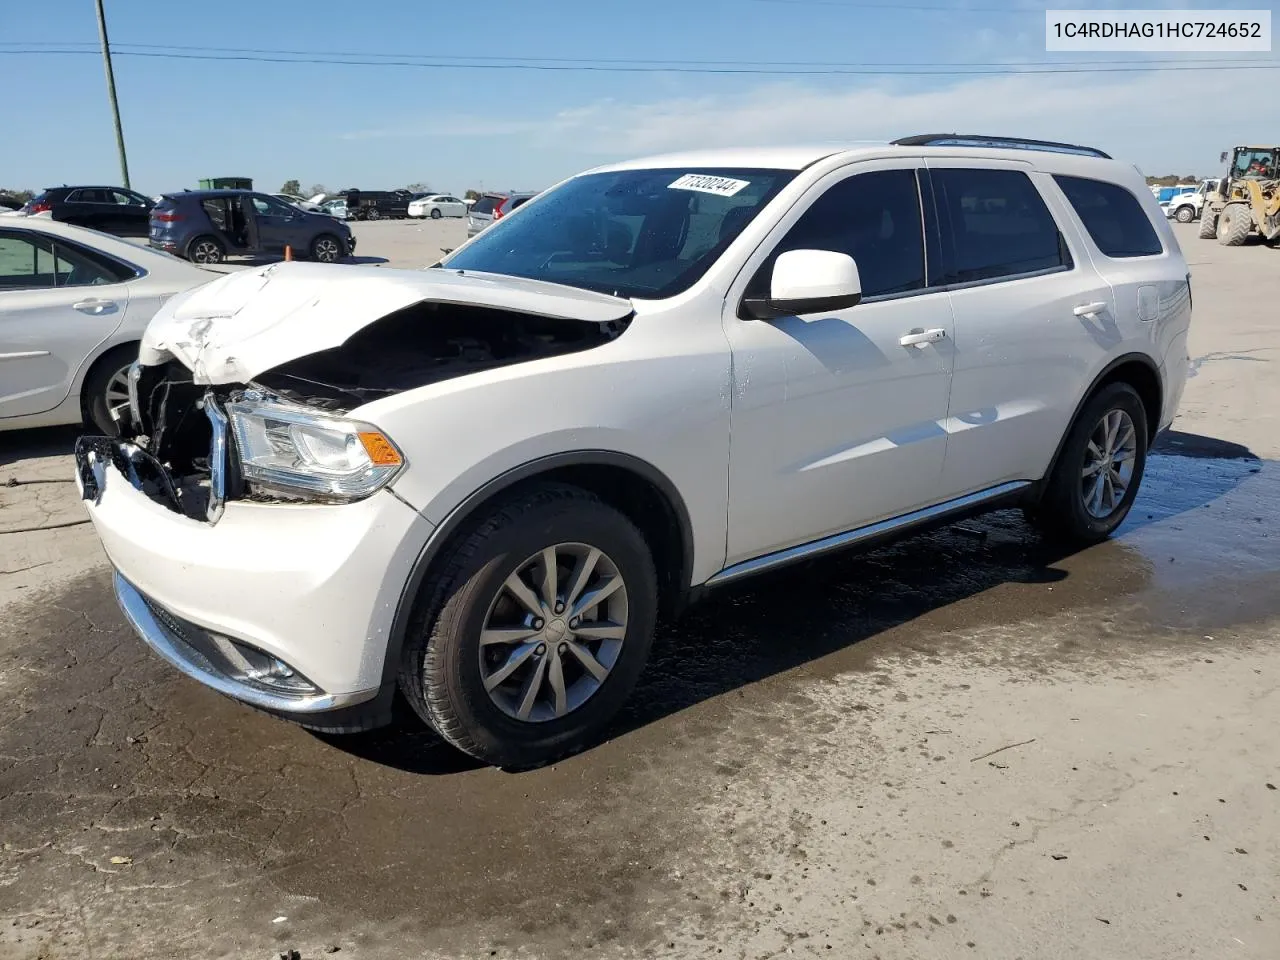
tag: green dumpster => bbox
[198,177,253,190]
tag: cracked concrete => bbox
[1,222,1278,959]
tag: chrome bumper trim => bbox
[113,571,378,714]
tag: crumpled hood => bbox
[139,261,633,384]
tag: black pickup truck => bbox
[342,189,412,220]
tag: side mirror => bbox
[1219,151,1229,164]
[743,249,862,320]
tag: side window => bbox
[77,189,109,204]
[53,239,135,286]
[0,233,56,289]
[252,196,296,217]
[64,190,85,203]
[749,168,926,300]
[1053,175,1163,258]
[112,191,140,206]
[932,168,1069,284]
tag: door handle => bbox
[899,328,947,348]
[73,299,116,315]
[1073,301,1108,317]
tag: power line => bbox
[750,0,1063,9]
[2,47,1278,75]
[0,40,1270,70]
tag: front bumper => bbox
[76,443,434,711]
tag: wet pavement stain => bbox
[1,439,1278,959]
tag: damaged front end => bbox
[75,292,633,523]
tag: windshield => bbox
[443,168,796,299]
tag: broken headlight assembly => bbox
[225,393,404,502]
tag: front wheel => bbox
[83,346,137,435]
[1217,202,1252,246]
[1026,382,1148,545]
[365,207,381,221]
[430,207,442,219]
[398,483,657,769]
[1174,205,1196,223]
[310,233,342,263]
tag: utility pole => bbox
[94,0,131,188]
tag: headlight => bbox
[226,395,404,502]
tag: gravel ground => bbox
[1,222,1277,960]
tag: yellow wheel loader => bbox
[1199,146,1280,246]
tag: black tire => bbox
[1026,382,1148,545]
[398,482,658,769]
[186,235,224,265]
[1217,202,1252,246]
[310,233,342,263]
[430,207,442,219]
[1198,208,1219,239]
[1174,205,1196,223]
[366,207,382,221]
[83,344,138,435]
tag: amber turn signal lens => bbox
[358,431,402,466]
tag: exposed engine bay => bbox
[76,300,631,520]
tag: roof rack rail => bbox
[891,133,1111,160]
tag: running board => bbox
[705,481,1032,587]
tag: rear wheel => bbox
[187,236,224,264]
[366,207,382,221]
[1026,382,1148,545]
[1217,202,1252,246]
[1198,207,1219,239]
[398,483,657,769]
[83,345,137,435]
[310,233,342,263]
[1174,205,1196,223]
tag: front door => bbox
[249,194,305,253]
[0,229,131,419]
[723,162,956,567]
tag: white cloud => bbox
[506,67,1275,175]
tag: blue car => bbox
[149,189,355,265]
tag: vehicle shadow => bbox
[327,430,1264,776]
[1,424,81,469]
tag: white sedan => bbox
[407,194,466,219]
[0,219,215,434]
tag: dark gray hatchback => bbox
[149,190,355,264]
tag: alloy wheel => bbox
[479,542,629,723]
[314,237,340,262]
[1080,408,1137,519]
[103,365,132,425]
[191,240,221,264]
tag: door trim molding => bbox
[705,480,1031,586]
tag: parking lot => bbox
[1,222,1277,959]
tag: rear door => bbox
[1050,173,1191,433]
[926,161,1115,497]
[0,229,133,419]
[110,189,151,237]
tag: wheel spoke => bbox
[479,625,540,647]
[572,620,626,641]
[1102,472,1116,512]
[566,640,610,682]
[1115,421,1135,453]
[483,641,539,691]
[546,649,568,717]
[539,546,559,610]
[563,547,601,609]
[1111,448,1135,464]
[1109,467,1127,496]
[1086,439,1104,462]
[1082,457,1104,479]
[571,575,624,618]
[515,654,549,719]
[503,572,545,618]
[1089,474,1106,514]
[1105,411,1121,454]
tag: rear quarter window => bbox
[1053,175,1164,258]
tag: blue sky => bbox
[1,0,1276,195]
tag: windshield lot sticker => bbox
[668,174,751,197]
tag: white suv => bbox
[76,135,1191,767]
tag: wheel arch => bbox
[1041,352,1164,488]
[377,450,696,704]
[78,339,140,423]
